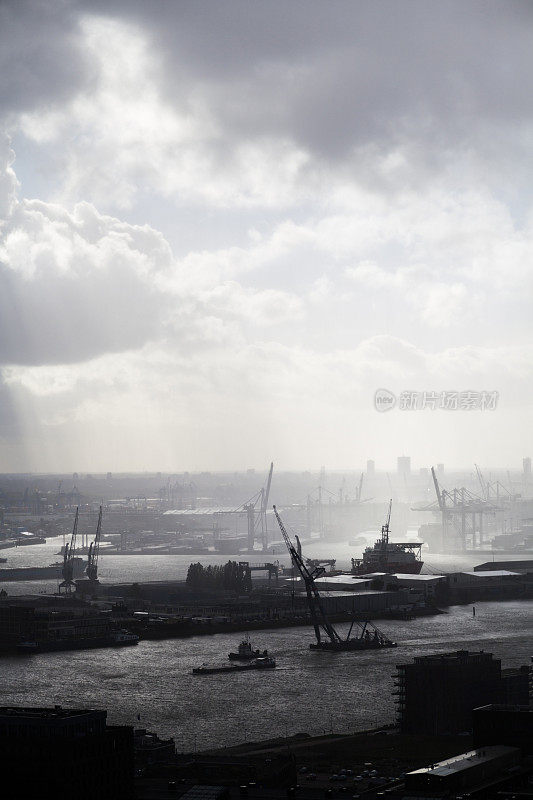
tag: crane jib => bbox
[272,504,396,652]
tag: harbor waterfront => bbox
[1,538,531,752]
[0,599,530,753]
[0,535,518,594]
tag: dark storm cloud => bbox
[0,0,92,118]
[67,0,533,161]
[1,0,532,178]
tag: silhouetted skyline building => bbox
[0,706,133,799]
[473,705,533,756]
[397,456,411,477]
[394,650,504,735]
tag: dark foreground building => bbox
[473,704,533,755]
[0,706,133,799]
[393,650,530,735]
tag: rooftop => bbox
[408,746,519,778]
[475,560,533,572]
[397,650,496,667]
[0,706,106,721]
[164,508,241,515]
[462,570,521,578]
[296,589,389,599]
[474,703,533,712]
[392,573,445,581]
[314,574,373,586]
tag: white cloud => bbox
[1,2,533,470]
[16,14,311,212]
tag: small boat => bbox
[193,656,276,675]
[228,636,268,660]
[110,630,139,646]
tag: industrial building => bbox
[394,651,517,735]
[473,704,533,755]
[0,595,113,650]
[0,706,133,799]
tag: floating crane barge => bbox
[273,505,397,652]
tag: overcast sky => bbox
[0,0,532,472]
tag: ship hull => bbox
[17,636,138,654]
[310,640,397,651]
[193,659,276,674]
[0,560,87,582]
[352,561,423,575]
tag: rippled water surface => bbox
[1,540,531,750]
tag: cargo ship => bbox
[0,557,87,582]
[350,504,423,575]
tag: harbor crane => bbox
[273,505,396,651]
[355,472,364,502]
[59,507,79,594]
[429,466,501,551]
[86,505,103,583]
[242,462,274,551]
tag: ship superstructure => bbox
[351,501,423,575]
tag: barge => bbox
[17,629,139,654]
[193,656,276,674]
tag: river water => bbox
[0,539,531,751]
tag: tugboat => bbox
[351,501,423,575]
[193,656,276,675]
[228,636,268,660]
[110,629,139,646]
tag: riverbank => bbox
[120,604,443,642]
[1,600,530,750]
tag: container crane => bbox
[59,507,79,594]
[475,464,488,500]
[356,472,364,502]
[273,505,396,651]
[243,461,274,551]
[86,505,103,583]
